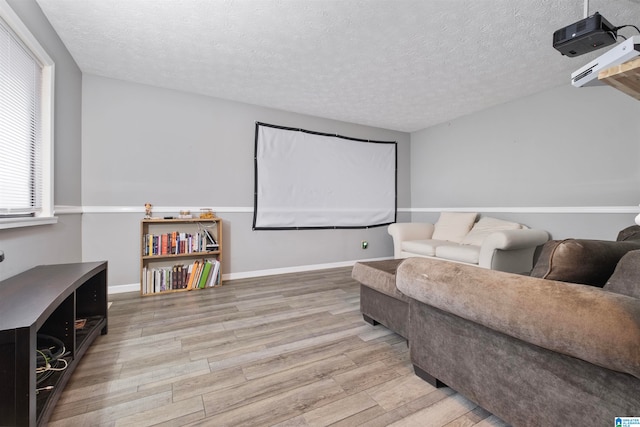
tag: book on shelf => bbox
[186,260,198,290]
[202,226,219,251]
[210,259,221,287]
[143,230,218,256]
[197,261,212,289]
[161,234,168,255]
[142,258,220,295]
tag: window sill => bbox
[0,216,58,230]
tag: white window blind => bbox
[0,9,50,218]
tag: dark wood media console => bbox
[0,261,108,427]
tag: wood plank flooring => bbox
[48,267,509,427]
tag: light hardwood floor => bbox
[49,267,509,427]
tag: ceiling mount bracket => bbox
[584,0,589,18]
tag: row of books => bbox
[143,230,218,256]
[141,258,221,294]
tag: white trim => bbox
[0,0,55,222]
[54,205,83,215]
[0,216,57,230]
[82,206,145,214]
[108,283,139,294]
[81,206,253,214]
[207,207,253,213]
[77,205,640,215]
[40,51,55,219]
[409,206,640,214]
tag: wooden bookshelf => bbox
[140,218,222,296]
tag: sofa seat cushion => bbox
[435,244,480,264]
[351,259,409,302]
[401,239,460,257]
[396,257,640,380]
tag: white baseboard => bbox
[107,257,392,294]
[108,283,140,294]
[223,257,391,280]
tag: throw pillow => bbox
[431,212,477,243]
[603,250,640,298]
[530,239,640,287]
[616,225,640,242]
[460,216,522,246]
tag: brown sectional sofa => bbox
[352,259,408,338]
[352,227,640,426]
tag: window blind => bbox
[0,17,43,216]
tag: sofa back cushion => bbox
[617,225,640,242]
[530,239,640,287]
[603,250,640,298]
[460,216,522,246]
[431,212,477,243]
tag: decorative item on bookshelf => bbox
[144,202,153,219]
[199,208,215,219]
[179,210,192,219]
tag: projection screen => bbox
[253,122,397,230]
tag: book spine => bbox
[210,259,220,287]
[197,260,212,289]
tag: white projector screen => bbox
[253,122,396,230]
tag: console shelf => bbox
[0,261,108,427]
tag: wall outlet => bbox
[361,241,368,250]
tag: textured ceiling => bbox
[35,0,640,132]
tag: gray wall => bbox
[81,75,411,287]
[0,0,82,281]
[410,83,640,240]
[6,1,635,287]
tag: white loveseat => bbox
[388,212,550,273]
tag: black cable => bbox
[615,24,640,34]
[36,334,65,366]
[36,334,68,385]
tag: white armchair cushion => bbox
[461,216,522,246]
[401,239,460,257]
[436,244,481,264]
[431,212,478,243]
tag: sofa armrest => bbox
[480,228,549,251]
[396,257,640,380]
[387,223,435,258]
[478,229,549,270]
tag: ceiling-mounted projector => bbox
[553,12,617,57]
